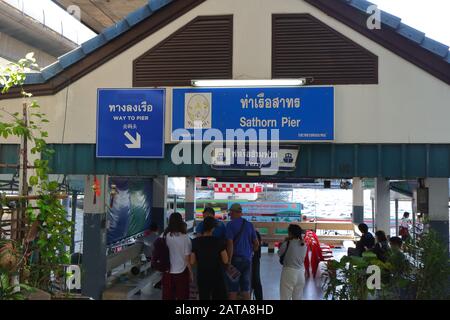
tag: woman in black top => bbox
[252,230,263,300]
[190,216,228,300]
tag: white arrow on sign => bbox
[124,131,141,149]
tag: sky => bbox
[3,0,450,47]
[371,0,450,46]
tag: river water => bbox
[261,188,412,222]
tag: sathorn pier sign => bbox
[96,88,165,158]
[172,87,334,141]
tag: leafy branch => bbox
[0,53,73,296]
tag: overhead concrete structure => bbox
[0,0,78,67]
[53,0,147,33]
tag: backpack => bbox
[279,240,290,265]
[151,235,170,272]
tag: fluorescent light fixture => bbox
[191,79,306,87]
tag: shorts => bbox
[226,256,252,293]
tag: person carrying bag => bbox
[278,224,306,300]
[225,203,259,300]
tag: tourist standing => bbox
[190,216,228,300]
[278,224,307,300]
[196,207,226,241]
[414,213,425,240]
[399,212,411,241]
[225,203,259,300]
[251,230,263,300]
[162,212,193,300]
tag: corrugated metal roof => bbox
[21,0,450,85]
[347,0,449,59]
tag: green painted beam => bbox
[3,143,450,178]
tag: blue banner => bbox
[97,89,165,158]
[228,202,302,222]
[172,87,334,141]
[107,178,153,245]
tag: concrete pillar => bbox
[375,178,391,236]
[424,178,449,253]
[152,176,168,231]
[352,178,364,225]
[185,176,196,230]
[82,175,108,300]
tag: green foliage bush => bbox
[0,53,73,299]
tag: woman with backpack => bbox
[278,224,307,300]
[160,212,193,300]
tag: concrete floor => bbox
[131,247,347,300]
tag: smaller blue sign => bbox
[97,89,165,158]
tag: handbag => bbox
[279,240,290,265]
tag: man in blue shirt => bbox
[225,203,259,300]
[195,207,226,241]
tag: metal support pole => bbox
[70,191,78,254]
[174,194,177,212]
[412,208,416,245]
[395,199,399,236]
[371,197,375,233]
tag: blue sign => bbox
[172,87,334,141]
[229,202,302,222]
[97,89,165,158]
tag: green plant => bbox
[323,230,450,300]
[0,53,74,295]
[0,239,34,299]
[0,273,27,300]
[377,248,414,300]
[411,230,450,300]
[323,252,382,300]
